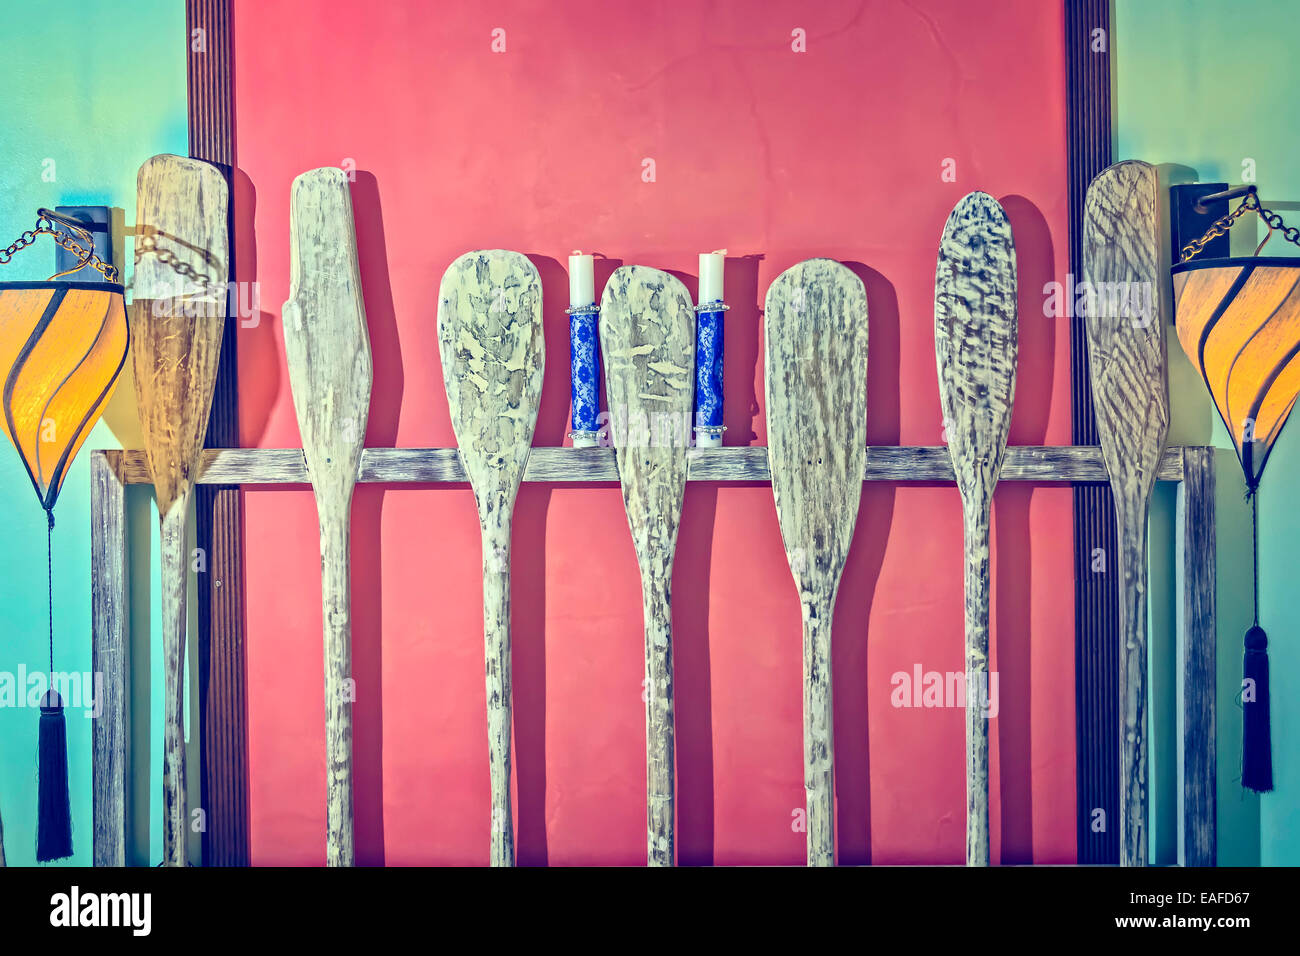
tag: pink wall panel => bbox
[233,0,1077,865]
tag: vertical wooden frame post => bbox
[91,450,129,867]
[1176,446,1216,866]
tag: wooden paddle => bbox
[764,259,868,867]
[130,153,229,866]
[437,250,544,867]
[1083,160,1167,867]
[934,191,1018,867]
[599,265,695,867]
[281,167,373,867]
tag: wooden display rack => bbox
[88,442,1217,866]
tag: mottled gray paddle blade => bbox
[599,265,695,867]
[935,191,1017,867]
[437,249,544,867]
[282,166,373,867]
[1083,159,1167,867]
[764,258,868,867]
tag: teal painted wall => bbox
[1117,0,1300,865]
[0,0,187,866]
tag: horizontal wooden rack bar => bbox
[102,444,1189,485]
[91,444,1214,866]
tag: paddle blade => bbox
[935,191,1018,504]
[0,284,128,511]
[599,265,695,574]
[1084,160,1169,499]
[764,258,868,591]
[283,167,373,492]
[130,153,230,516]
[437,250,544,509]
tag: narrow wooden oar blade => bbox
[284,166,373,491]
[282,166,373,867]
[1084,160,1169,495]
[1083,159,1167,867]
[131,154,229,516]
[935,192,1018,505]
[764,257,868,867]
[599,264,694,867]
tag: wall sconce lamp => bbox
[0,208,129,862]
[1170,182,1300,794]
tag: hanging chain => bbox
[131,230,217,295]
[0,209,120,283]
[1180,188,1300,262]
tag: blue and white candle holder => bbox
[567,302,602,447]
[693,300,728,447]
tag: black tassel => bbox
[1242,624,1273,793]
[37,688,73,862]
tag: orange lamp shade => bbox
[1172,257,1300,491]
[0,281,129,510]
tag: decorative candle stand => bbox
[693,300,728,448]
[567,302,602,447]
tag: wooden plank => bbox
[1083,159,1168,867]
[764,259,868,866]
[282,167,373,867]
[600,265,696,867]
[187,0,249,869]
[130,153,230,866]
[437,250,545,867]
[106,445,1189,486]
[91,450,129,867]
[1177,447,1216,866]
[935,192,1018,867]
[1066,0,1122,866]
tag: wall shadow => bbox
[994,195,1056,863]
[831,261,900,863]
[725,254,763,445]
[344,171,403,864]
[232,168,277,446]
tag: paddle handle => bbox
[961,502,992,867]
[802,600,835,866]
[0,793,7,866]
[159,501,189,866]
[641,575,675,866]
[1115,494,1151,867]
[318,498,356,867]
[481,515,515,867]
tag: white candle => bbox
[569,251,595,306]
[699,250,726,304]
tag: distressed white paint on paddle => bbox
[1083,160,1167,867]
[437,250,543,867]
[599,266,695,867]
[282,167,373,867]
[765,259,868,867]
[130,154,228,866]
[934,191,1017,868]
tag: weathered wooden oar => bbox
[437,250,544,867]
[599,265,695,867]
[1083,160,1167,867]
[130,153,229,866]
[764,259,868,867]
[281,167,373,867]
[934,191,1018,867]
